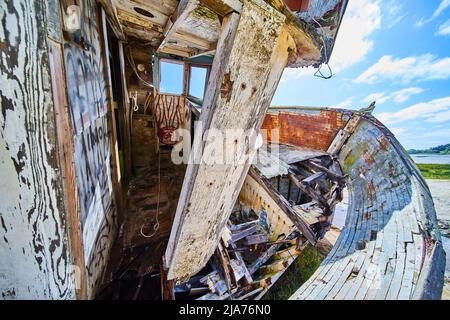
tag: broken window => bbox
[188,66,208,99]
[159,60,184,95]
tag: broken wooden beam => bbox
[160,257,175,300]
[248,167,317,245]
[165,0,295,281]
[229,241,253,284]
[299,160,345,185]
[216,240,236,293]
[327,114,361,155]
[288,170,332,216]
[231,224,258,242]
[245,233,269,246]
[248,230,299,274]
[228,220,259,232]
[302,171,326,186]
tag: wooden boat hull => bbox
[262,107,445,300]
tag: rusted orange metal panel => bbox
[262,110,346,151]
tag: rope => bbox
[308,12,334,80]
[140,151,161,238]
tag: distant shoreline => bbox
[408,143,450,155]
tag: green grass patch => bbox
[263,246,325,300]
[417,163,450,179]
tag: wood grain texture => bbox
[62,0,118,298]
[288,110,445,300]
[0,0,76,299]
[48,39,87,299]
[165,0,295,281]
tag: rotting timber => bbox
[0,0,445,301]
[263,107,445,300]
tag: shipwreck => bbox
[0,0,445,300]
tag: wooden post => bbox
[98,6,124,229]
[48,39,87,300]
[118,42,133,180]
[165,0,296,281]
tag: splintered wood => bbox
[165,0,294,281]
[181,200,301,300]
[291,115,445,300]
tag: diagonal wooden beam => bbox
[165,0,296,281]
[288,170,332,216]
[248,167,317,245]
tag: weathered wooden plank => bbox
[288,171,331,215]
[200,0,242,16]
[160,257,175,300]
[249,168,317,244]
[292,205,323,226]
[63,0,118,297]
[303,171,326,186]
[245,233,269,245]
[327,114,361,155]
[98,7,124,222]
[231,225,258,242]
[0,0,76,299]
[48,39,87,299]
[165,0,296,280]
[229,241,253,284]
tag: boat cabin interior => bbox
[0,0,445,300]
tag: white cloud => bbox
[362,87,424,105]
[376,96,450,124]
[432,0,450,19]
[392,87,424,103]
[329,98,353,109]
[426,109,450,123]
[328,0,381,73]
[414,17,425,28]
[437,19,450,36]
[280,66,315,81]
[281,0,381,81]
[415,0,450,27]
[385,1,406,29]
[362,92,390,104]
[354,54,450,84]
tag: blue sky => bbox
[272,0,450,150]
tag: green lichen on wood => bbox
[192,4,218,21]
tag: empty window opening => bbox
[159,60,184,95]
[188,66,208,99]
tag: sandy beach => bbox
[426,179,450,300]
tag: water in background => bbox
[411,154,450,164]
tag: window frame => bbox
[187,63,210,100]
[158,58,185,96]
